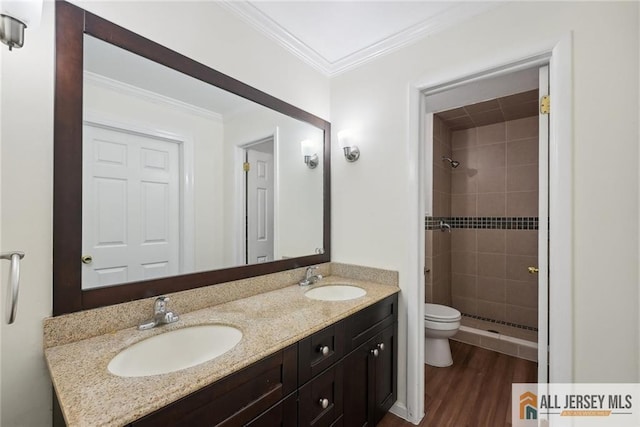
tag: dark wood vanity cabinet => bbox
[298,320,345,386]
[341,295,398,426]
[298,363,344,426]
[245,394,298,427]
[124,294,398,427]
[343,325,398,426]
[343,326,397,427]
[130,345,297,427]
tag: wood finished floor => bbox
[378,341,537,427]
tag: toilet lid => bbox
[424,303,461,322]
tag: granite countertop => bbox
[45,276,399,426]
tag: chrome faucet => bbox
[138,296,179,330]
[299,266,323,286]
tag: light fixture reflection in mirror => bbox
[301,139,319,169]
[337,129,360,162]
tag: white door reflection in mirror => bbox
[82,124,181,289]
[245,140,274,264]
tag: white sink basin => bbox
[108,324,242,377]
[305,284,366,301]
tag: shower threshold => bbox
[452,315,538,362]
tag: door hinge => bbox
[243,162,250,172]
[540,95,550,115]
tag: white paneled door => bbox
[246,147,274,264]
[82,124,181,289]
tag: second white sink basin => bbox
[108,324,242,377]
[305,284,367,301]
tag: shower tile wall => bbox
[450,116,539,328]
[425,115,451,305]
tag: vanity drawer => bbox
[298,321,345,385]
[130,345,297,427]
[298,362,344,427]
[244,393,297,427]
[344,294,398,352]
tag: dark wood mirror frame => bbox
[53,0,331,316]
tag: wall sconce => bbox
[0,0,42,51]
[301,139,319,169]
[338,130,360,162]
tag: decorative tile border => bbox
[462,313,538,332]
[425,216,538,230]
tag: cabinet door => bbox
[373,325,397,425]
[245,393,297,427]
[298,363,344,427]
[342,337,376,427]
[343,324,397,427]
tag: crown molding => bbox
[220,1,501,77]
[84,71,224,121]
[218,1,333,75]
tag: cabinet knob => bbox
[319,398,329,409]
[377,343,385,351]
[318,345,330,356]
[371,348,379,357]
[528,266,539,274]
[81,255,93,265]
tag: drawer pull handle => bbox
[371,348,379,357]
[318,345,330,356]
[319,398,329,409]
[377,343,385,351]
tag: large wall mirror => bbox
[53,1,330,315]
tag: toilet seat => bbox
[424,303,461,322]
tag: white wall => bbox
[1,2,54,425]
[0,1,329,425]
[330,0,639,416]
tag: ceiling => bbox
[435,89,539,130]
[221,1,501,77]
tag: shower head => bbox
[442,156,460,168]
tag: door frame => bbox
[401,33,573,423]
[234,131,280,265]
[83,111,196,273]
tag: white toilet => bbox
[424,303,461,367]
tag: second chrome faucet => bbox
[138,296,179,330]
